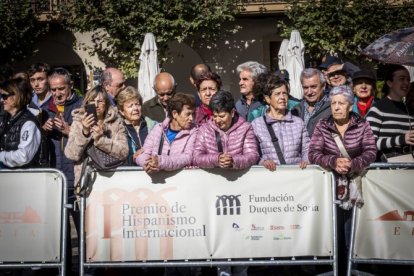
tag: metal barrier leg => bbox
[79,194,85,276]
[346,207,357,276]
[332,173,338,276]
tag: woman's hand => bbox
[218,153,233,168]
[335,157,351,174]
[299,160,308,169]
[144,155,160,173]
[81,113,96,136]
[262,160,277,171]
[404,130,414,145]
[91,124,104,141]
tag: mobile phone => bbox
[85,104,98,123]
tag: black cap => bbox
[275,69,290,81]
[319,56,342,70]
[352,69,376,82]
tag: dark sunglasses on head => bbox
[328,70,346,78]
[0,93,14,100]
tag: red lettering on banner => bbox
[86,187,177,261]
[394,227,400,235]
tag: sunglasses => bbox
[328,70,346,78]
[0,93,14,100]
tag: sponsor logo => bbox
[232,223,243,232]
[273,234,292,241]
[215,195,241,215]
[270,225,285,230]
[373,210,414,237]
[251,224,264,231]
[246,235,263,241]
[290,224,301,230]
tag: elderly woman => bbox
[251,74,309,171]
[0,78,41,168]
[194,71,222,125]
[65,85,128,186]
[193,90,259,169]
[136,93,197,173]
[366,64,414,161]
[352,69,378,118]
[116,86,157,165]
[309,85,377,274]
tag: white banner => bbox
[353,169,414,260]
[0,171,63,262]
[85,166,333,262]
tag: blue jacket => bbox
[46,93,83,187]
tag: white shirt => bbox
[0,121,41,167]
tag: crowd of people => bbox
[0,57,413,276]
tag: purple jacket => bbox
[309,113,377,174]
[192,116,259,169]
[251,112,310,165]
[136,118,198,171]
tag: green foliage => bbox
[278,0,414,63]
[60,0,239,77]
[0,1,48,63]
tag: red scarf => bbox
[201,104,213,118]
[357,96,374,118]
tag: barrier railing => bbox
[78,165,338,276]
[0,169,68,276]
[347,163,414,276]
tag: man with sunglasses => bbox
[142,72,177,122]
[101,67,126,106]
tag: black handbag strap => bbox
[215,131,223,153]
[263,116,286,165]
[158,132,164,155]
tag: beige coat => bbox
[65,106,128,186]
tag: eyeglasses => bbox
[328,70,346,78]
[0,93,14,100]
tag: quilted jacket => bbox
[251,112,309,165]
[136,118,198,170]
[192,116,259,169]
[309,113,377,174]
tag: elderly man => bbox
[142,72,177,122]
[101,67,126,106]
[235,61,267,120]
[291,68,331,137]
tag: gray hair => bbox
[236,61,268,80]
[48,67,72,85]
[300,68,326,86]
[329,85,354,105]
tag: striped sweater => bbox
[366,97,413,154]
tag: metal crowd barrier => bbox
[78,165,338,276]
[0,168,68,276]
[347,163,414,276]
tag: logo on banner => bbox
[374,209,414,236]
[251,224,264,231]
[215,195,241,215]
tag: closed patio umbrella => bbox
[138,33,160,102]
[278,39,289,70]
[285,30,305,99]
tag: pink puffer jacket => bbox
[136,118,198,171]
[192,116,259,169]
